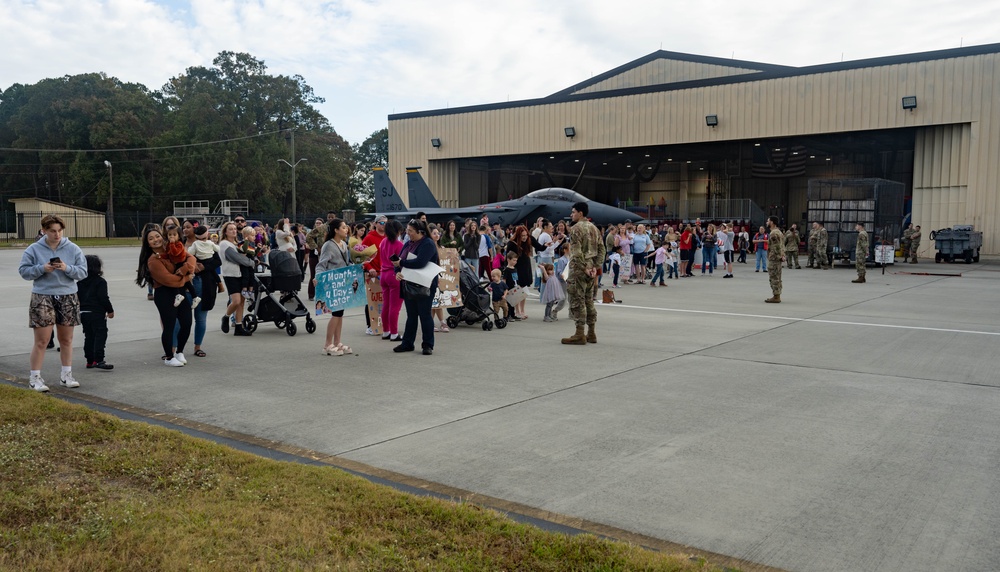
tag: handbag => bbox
[401,280,431,300]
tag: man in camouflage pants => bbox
[765,216,785,303]
[807,224,819,268]
[562,202,606,345]
[785,224,801,269]
[814,222,830,269]
[853,223,869,283]
[909,225,921,263]
[901,223,914,260]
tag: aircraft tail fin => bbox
[406,167,442,209]
[373,167,408,214]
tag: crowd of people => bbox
[22,205,883,391]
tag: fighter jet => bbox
[372,167,643,226]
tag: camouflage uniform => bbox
[767,227,785,298]
[807,229,819,268]
[909,228,921,263]
[568,219,606,329]
[816,227,829,269]
[901,226,913,260]
[855,229,869,279]
[785,229,801,269]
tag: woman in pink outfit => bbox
[378,220,405,341]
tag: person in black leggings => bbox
[136,227,195,366]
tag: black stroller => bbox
[242,250,315,336]
[445,261,506,331]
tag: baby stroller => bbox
[446,261,506,331]
[242,250,315,336]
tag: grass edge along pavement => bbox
[0,383,762,572]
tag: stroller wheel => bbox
[274,320,285,329]
[286,321,297,336]
[495,318,507,329]
[482,320,492,331]
[242,314,258,333]
[305,318,316,334]
[446,316,459,329]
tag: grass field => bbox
[0,384,726,571]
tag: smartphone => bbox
[50,257,61,264]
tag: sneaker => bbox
[163,357,184,367]
[29,374,49,392]
[173,294,184,307]
[382,333,391,340]
[60,371,80,388]
[221,315,230,334]
[174,352,188,365]
[543,316,553,322]
[365,327,375,336]
[93,362,114,370]
[191,296,202,308]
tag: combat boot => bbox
[764,295,781,303]
[852,277,866,283]
[561,325,587,345]
[586,324,597,344]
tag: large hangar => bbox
[388,43,1000,254]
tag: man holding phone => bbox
[18,214,88,392]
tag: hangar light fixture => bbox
[564,126,576,138]
[705,115,719,127]
[902,96,917,110]
[431,138,442,148]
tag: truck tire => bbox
[974,250,981,263]
[965,250,974,264]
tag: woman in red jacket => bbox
[679,225,694,277]
[136,226,196,367]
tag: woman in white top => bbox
[274,217,297,254]
[218,221,257,336]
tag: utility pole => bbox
[278,129,307,221]
[104,160,115,238]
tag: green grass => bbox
[0,384,727,571]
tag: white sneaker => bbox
[164,357,184,367]
[191,296,202,308]
[60,371,80,388]
[174,352,188,365]
[29,374,49,392]
[173,294,184,307]
[365,327,375,336]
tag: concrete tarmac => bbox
[4,246,1000,572]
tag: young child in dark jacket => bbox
[78,254,115,370]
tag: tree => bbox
[347,128,388,214]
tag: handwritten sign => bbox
[366,277,383,335]
[315,264,367,315]
[433,247,463,309]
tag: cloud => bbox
[2,0,999,143]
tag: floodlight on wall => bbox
[431,138,442,148]
[901,96,917,111]
[705,115,719,127]
[564,127,576,138]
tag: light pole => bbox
[278,129,307,221]
[103,160,115,238]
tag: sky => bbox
[1,0,999,145]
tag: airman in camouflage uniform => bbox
[853,223,869,283]
[562,202,606,345]
[909,225,921,263]
[807,225,819,268]
[901,223,913,260]
[813,222,830,269]
[785,225,801,269]
[765,216,785,303]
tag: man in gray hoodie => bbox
[18,214,88,392]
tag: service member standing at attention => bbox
[807,223,819,268]
[765,216,785,303]
[853,223,869,283]
[562,202,606,345]
[785,224,802,269]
